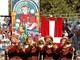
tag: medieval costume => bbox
[23,36,39,60]
[24,43,39,60]
[42,45,56,60]
[7,45,23,60]
[41,36,56,60]
[58,40,74,60]
[6,35,23,60]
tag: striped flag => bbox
[40,16,63,43]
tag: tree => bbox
[40,0,80,16]
[67,0,80,13]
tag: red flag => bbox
[40,16,49,37]
[54,17,62,37]
[40,16,62,43]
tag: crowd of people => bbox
[63,20,80,49]
[5,35,74,60]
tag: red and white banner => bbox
[40,16,63,43]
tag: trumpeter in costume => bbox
[56,38,68,60]
[41,36,56,60]
[58,39,74,60]
[5,35,23,60]
[23,36,39,60]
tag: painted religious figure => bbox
[12,0,40,42]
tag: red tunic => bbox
[58,46,73,60]
[25,44,39,60]
[19,14,37,25]
[24,45,30,60]
[9,56,22,60]
[42,45,56,60]
[7,45,23,60]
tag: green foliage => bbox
[40,0,80,16]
